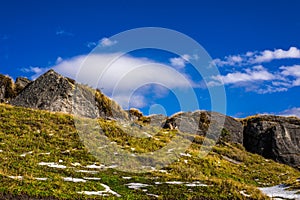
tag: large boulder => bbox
[163,111,243,144]
[243,115,300,169]
[11,69,128,120]
[0,74,16,103]
[15,77,31,94]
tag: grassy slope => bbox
[0,103,299,199]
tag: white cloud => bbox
[56,29,74,36]
[280,65,300,86]
[86,42,97,48]
[254,47,300,63]
[213,55,244,67]
[210,65,275,85]
[169,54,191,68]
[100,37,117,47]
[56,57,63,64]
[214,47,300,67]
[279,107,300,118]
[29,53,195,109]
[22,66,47,76]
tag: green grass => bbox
[0,103,299,199]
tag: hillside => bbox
[0,103,299,199]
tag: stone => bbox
[243,115,300,169]
[15,77,31,93]
[163,111,243,144]
[11,69,128,120]
[0,74,16,102]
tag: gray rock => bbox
[15,77,31,93]
[11,69,128,120]
[0,74,16,102]
[243,115,300,169]
[163,111,243,144]
[148,114,167,127]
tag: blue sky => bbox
[1,0,300,118]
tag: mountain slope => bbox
[0,103,299,199]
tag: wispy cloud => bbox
[209,46,300,94]
[86,41,97,48]
[21,66,48,79]
[280,65,300,86]
[86,37,118,48]
[169,54,191,68]
[210,65,275,85]
[99,37,117,47]
[213,47,300,67]
[56,29,74,36]
[27,53,195,109]
[253,47,300,63]
[279,107,300,118]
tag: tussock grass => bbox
[0,103,299,199]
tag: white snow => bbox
[185,181,208,187]
[8,176,23,180]
[122,177,132,180]
[147,193,159,198]
[165,181,185,185]
[71,162,81,167]
[85,164,105,169]
[78,183,121,197]
[75,170,99,174]
[39,152,50,155]
[259,184,300,199]
[0,150,3,152]
[63,177,86,183]
[38,162,67,169]
[143,132,153,138]
[35,177,48,181]
[239,190,251,197]
[107,164,118,169]
[179,153,192,157]
[158,170,168,173]
[20,151,33,157]
[126,183,149,189]
[83,177,101,181]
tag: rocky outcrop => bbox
[0,74,16,102]
[243,115,300,169]
[15,77,31,94]
[11,70,128,120]
[163,111,244,144]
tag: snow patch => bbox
[122,177,132,180]
[147,193,159,198]
[35,177,48,181]
[179,153,192,157]
[63,177,86,183]
[20,151,33,157]
[126,183,149,189]
[259,184,300,199]
[76,170,99,174]
[83,177,101,181]
[38,162,66,169]
[78,183,121,197]
[8,176,23,180]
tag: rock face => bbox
[0,74,16,102]
[11,70,128,120]
[243,115,300,169]
[163,111,244,144]
[15,77,31,93]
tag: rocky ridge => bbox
[0,70,299,169]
